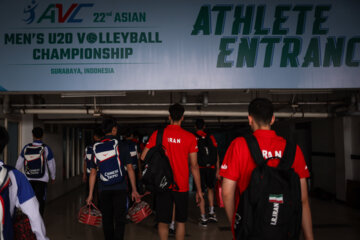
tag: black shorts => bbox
[156,191,189,223]
[200,167,216,192]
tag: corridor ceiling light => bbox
[60,91,126,98]
[181,93,187,104]
[269,89,333,94]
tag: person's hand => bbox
[132,191,141,203]
[50,179,55,184]
[86,194,93,205]
[216,170,221,180]
[196,191,204,207]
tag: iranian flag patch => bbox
[269,194,284,204]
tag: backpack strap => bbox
[194,132,200,139]
[277,139,297,170]
[243,134,265,166]
[156,128,164,147]
[0,166,10,192]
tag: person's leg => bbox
[156,192,173,240]
[175,222,185,240]
[199,169,207,219]
[174,192,189,238]
[99,191,114,240]
[207,168,216,210]
[113,190,128,240]
[158,222,169,240]
[207,168,218,222]
[169,204,175,234]
[30,181,47,216]
[199,193,207,226]
[208,188,214,210]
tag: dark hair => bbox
[94,127,104,139]
[101,118,117,134]
[169,103,185,121]
[0,126,9,154]
[32,127,43,139]
[195,118,205,129]
[248,98,274,125]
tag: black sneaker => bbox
[169,227,175,235]
[208,213,218,223]
[199,218,208,227]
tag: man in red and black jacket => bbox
[194,119,220,226]
[141,103,204,240]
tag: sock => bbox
[209,206,215,214]
[201,214,206,220]
[169,221,175,230]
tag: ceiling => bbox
[1,89,359,127]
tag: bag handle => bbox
[81,201,100,212]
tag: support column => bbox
[21,114,34,148]
[334,117,346,201]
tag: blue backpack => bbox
[23,144,46,178]
[93,138,125,186]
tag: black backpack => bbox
[234,134,302,240]
[195,133,217,167]
[141,128,178,192]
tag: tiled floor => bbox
[43,187,360,240]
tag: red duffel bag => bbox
[128,201,152,223]
[215,180,224,208]
[13,208,37,240]
[78,202,102,227]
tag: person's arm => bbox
[46,147,56,183]
[86,168,97,205]
[216,152,221,180]
[10,170,49,240]
[127,164,141,202]
[222,177,237,224]
[300,178,314,240]
[19,197,49,240]
[82,160,87,183]
[137,155,143,179]
[140,131,157,161]
[47,159,56,183]
[82,148,88,183]
[140,147,149,161]
[189,152,204,205]
[15,147,25,171]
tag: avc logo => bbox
[23,0,94,24]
